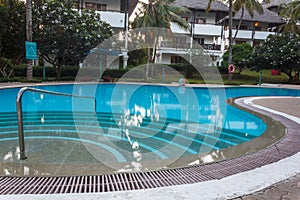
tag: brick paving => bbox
[232,95,300,200]
[232,173,300,200]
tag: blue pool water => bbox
[0,84,300,164]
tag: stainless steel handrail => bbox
[16,87,97,160]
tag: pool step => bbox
[0,111,254,159]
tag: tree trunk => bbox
[228,0,233,81]
[26,0,33,80]
[145,48,150,79]
[233,6,244,42]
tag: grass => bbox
[187,69,290,85]
[0,69,292,85]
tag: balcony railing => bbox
[225,29,277,40]
[171,23,223,36]
[161,41,221,51]
[96,10,125,28]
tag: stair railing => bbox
[16,87,97,160]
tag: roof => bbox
[174,0,228,12]
[129,0,139,15]
[262,0,292,9]
[231,6,285,24]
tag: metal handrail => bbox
[16,87,97,160]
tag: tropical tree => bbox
[26,0,33,79]
[207,0,265,80]
[131,0,190,77]
[0,0,25,61]
[207,0,233,81]
[32,0,112,78]
[280,0,300,34]
[233,0,267,40]
[0,0,25,80]
[247,33,300,81]
[222,43,253,74]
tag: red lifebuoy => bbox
[228,64,235,74]
[226,98,233,104]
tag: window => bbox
[195,17,206,24]
[85,2,107,11]
[86,2,97,10]
[237,25,248,30]
[235,40,247,45]
[194,37,204,45]
[97,4,107,11]
[174,36,186,44]
[171,56,186,64]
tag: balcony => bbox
[171,23,223,37]
[161,41,221,51]
[225,29,277,40]
[96,10,125,28]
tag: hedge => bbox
[9,65,229,80]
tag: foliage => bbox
[127,49,148,67]
[247,33,300,81]
[222,43,253,72]
[32,0,112,77]
[0,0,26,62]
[280,0,300,35]
[102,68,129,78]
[0,57,15,78]
[233,0,267,40]
[132,0,189,29]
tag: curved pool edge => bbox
[1,95,300,197]
[194,96,286,164]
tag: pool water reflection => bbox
[0,84,299,175]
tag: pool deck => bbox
[0,83,300,199]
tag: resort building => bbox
[74,0,138,32]
[226,6,285,47]
[73,0,287,67]
[156,0,285,66]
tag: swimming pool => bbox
[0,83,299,175]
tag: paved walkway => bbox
[233,96,300,200]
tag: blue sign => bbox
[25,41,37,60]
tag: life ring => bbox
[228,64,235,74]
[226,98,233,104]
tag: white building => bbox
[74,0,138,31]
[156,0,285,66]
[158,0,228,66]
[76,0,286,67]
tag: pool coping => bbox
[0,92,300,196]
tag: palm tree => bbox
[280,0,300,34]
[26,0,33,80]
[207,0,265,81]
[132,0,189,29]
[132,0,190,77]
[207,0,233,81]
[233,0,267,41]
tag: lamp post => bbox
[122,0,129,69]
[189,12,195,64]
[252,21,259,47]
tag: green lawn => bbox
[188,69,290,85]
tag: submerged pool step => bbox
[0,111,253,158]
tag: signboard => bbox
[25,41,37,60]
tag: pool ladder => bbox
[16,87,97,160]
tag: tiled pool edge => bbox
[1,96,300,197]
